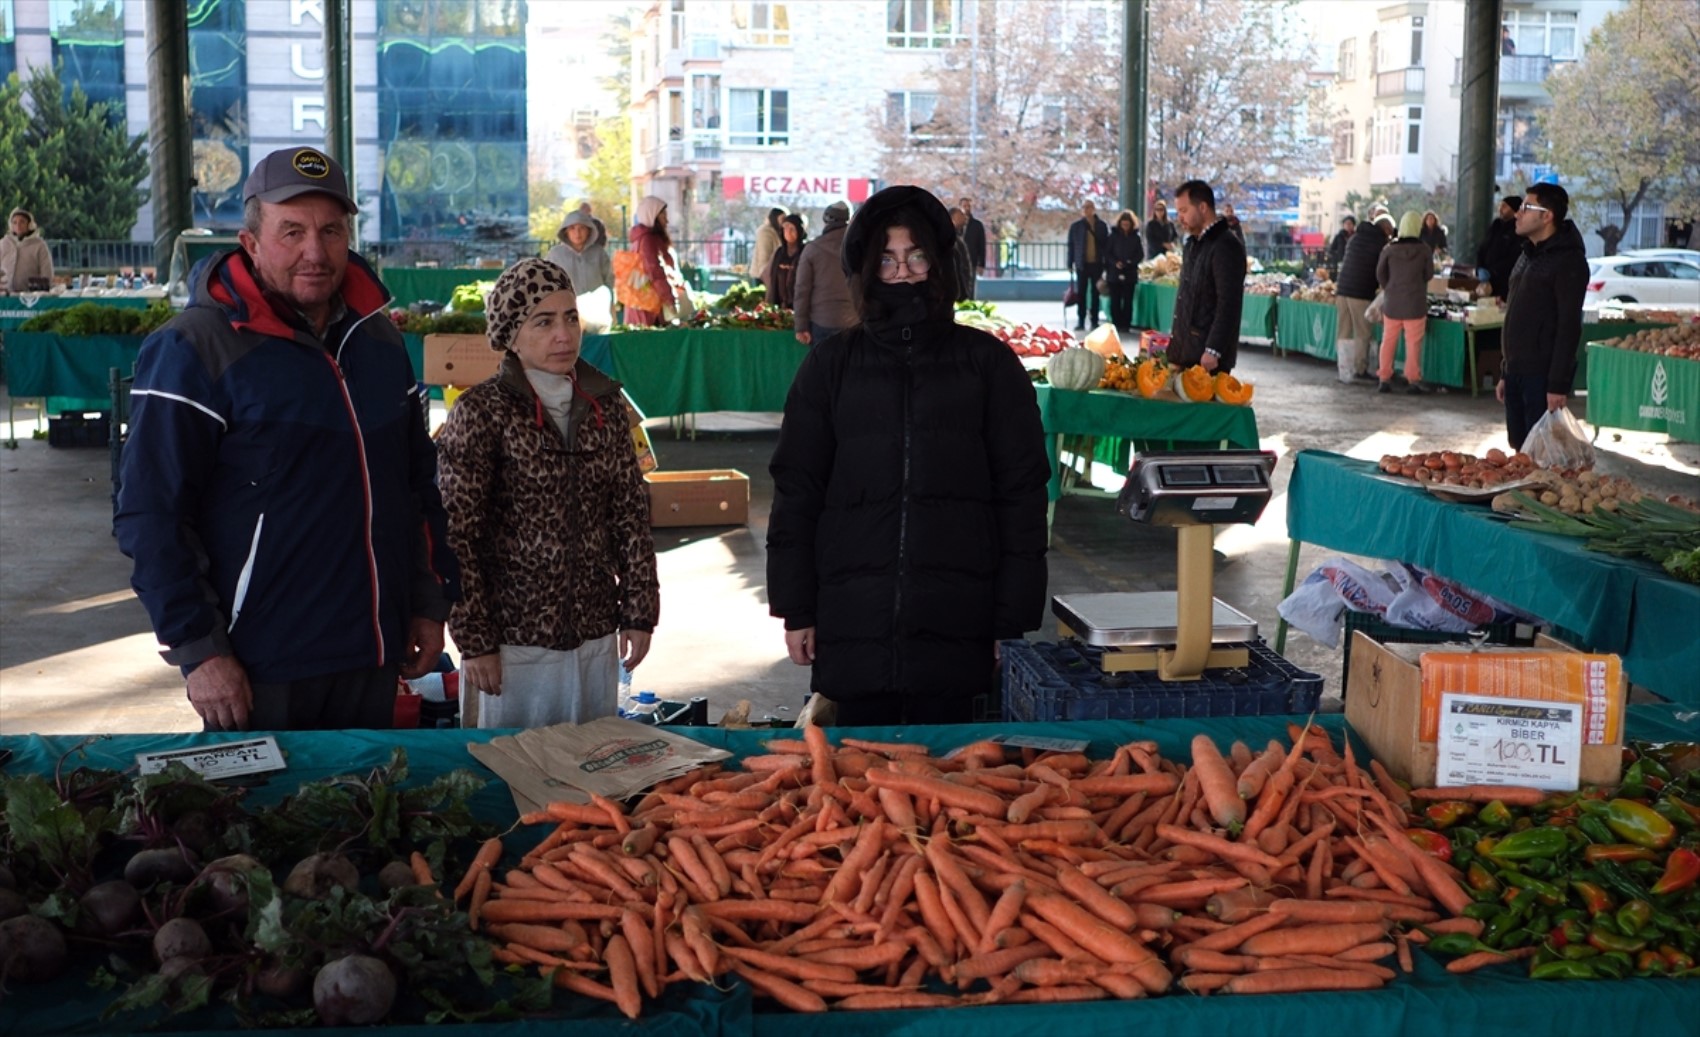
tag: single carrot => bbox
[621,824,661,858]
[453,836,504,901]
[946,942,1053,983]
[1238,769,1294,844]
[976,878,1028,956]
[408,850,436,889]
[1444,946,1537,973]
[617,908,660,1000]
[1267,898,1388,925]
[1240,922,1389,957]
[552,967,623,1003]
[1235,741,1285,800]
[1368,759,1412,814]
[821,818,888,907]
[485,921,585,954]
[694,898,821,925]
[1090,971,1149,1000]
[1204,884,1278,923]
[1053,862,1140,931]
[984,820,1103,845]
[1324,886,1433,909]
[798,942,911,971]
[1336,941,1398,963]
[720,945,857,984]
[1369,813,1470,916]
[468,867,493,930]
[1155,825,1283,870]
[731,962,829,1012]
[842,737,932,758]
[1173,945,1258,973]
[1190,734,1248,831]
[1024,890,1170,994]
[1182,909,1288,953]
[602,933,642,1019]
[1222,967,1384,995]
[924,833,992,934]
[836,991,961,1010]
[864,768,1006,817]
[478,900,624,924]
[999,985,1108,1004]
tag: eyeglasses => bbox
[1520,204,1551,215]
[878,252,931,275]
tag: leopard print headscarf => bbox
[485,258,576,354]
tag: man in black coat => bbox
[1066,201,1110,330]
[1476,195,1523,301]
[1326,216,1356,275]
[1167,179,1246,374]
[766,186,1049,726]
[1498,183,1589,451]
[1334,212,1392,382]
[959,196,987,275]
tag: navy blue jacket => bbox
[115,249,458,684]
[1067,216,1110,270]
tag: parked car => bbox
[1582,253,1700,308]
[1619,247,1700,264]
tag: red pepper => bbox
[1424,801,1476,828]
[1570,880,1616,916]
[1650,846,1700,895]
[1406,828,1453,862]
[1584,843,1661,863]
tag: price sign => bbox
[1437,694,1581,791]
[136,737,286,780]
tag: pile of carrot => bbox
[451,722,1486,1017]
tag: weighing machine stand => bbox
[1053,450,1278,682]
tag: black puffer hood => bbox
[841,185,958,280]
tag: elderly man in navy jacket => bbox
[116,147,459,731]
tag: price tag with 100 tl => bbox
[1437,693,1581,792]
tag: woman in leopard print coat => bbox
[437,259,660,727]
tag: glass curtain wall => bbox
[50,0,124,116]
[0,1,16,82]
[187,0,247,227]
[377,0,527,239]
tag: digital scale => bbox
[1053,450,1278,682]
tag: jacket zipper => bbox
[321,351,385,668]
[227,513,264,631]
[892,327,914,694]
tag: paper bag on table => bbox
[467,717,732,815]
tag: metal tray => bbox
[1051,592,1258,647]
[1422,478,1541,503]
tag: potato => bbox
[282,853,360,901]
[76,879,141,937]
[0,914,68,983]
[153,916,212,963]
[314,954,396,1026]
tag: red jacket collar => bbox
[204,249,390,341]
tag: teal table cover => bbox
[380,268,495,309]
[1583,345,1698,443]
[3,711,1697,1036]
[1575,321,1674,390]
[1132,282,1177,333]
[610,328,805,418]
[1240,294,1276,341]
[1034,385,1260,501]
[1272,300,1466,388]
[3,332,143,412]
[1286,450,1700,703]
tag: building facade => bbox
[1301,0,1669,256]
[1,0,528,244]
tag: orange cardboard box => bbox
[645,470,749,527]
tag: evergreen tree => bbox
[2,64,150,240]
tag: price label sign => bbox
[1437,694,1582,791]
[136,737,286,780]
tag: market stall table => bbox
[1271,298,1472,391]
[1132,281,1176,333]
[1239,293,1276,345]
[609,327,805,419]
[1277,449,1700,704]
[380,267,497,309]
[1581,344,1697,444]
[0,293,158,333]
[1033,385,1260,501]
[2,710,1696,1037]
[1575,321,1676,390]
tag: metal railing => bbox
[48,240,158,274]
[1454,54,1554,86]
[1375,66,1425,97]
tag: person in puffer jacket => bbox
[766,185,1051,726]
[1498,182,1590,451]
[115,147,459,732]
[1334,212,1392,383]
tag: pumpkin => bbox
[1174,365,1216,403]
[1214,372,1254,405]
[1082,323,1125,359]
[1134,358,1169,398]
[1047,347,1107,392]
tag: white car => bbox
[1583,253,1700,308]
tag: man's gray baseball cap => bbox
[243,147,358,213]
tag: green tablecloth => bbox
[1034,386,1260,501]
[1272,299,1468,388]
[3,712,1697,1037]
[610,328,805,418]
[1286,449,1700,703]
[1240,294,1276,342]
[1132,282,1176,333]
[1583,345,1698,443]
[0,294,158,332]
[380,267,494,308]
[3,332,142,412]
[1576,322,1675,390]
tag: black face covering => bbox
[868,279,930,327]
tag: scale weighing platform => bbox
[1057,449,1279,681]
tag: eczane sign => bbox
[724,175,873,207]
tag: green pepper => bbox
[1532,958,1597,980]
[1520,857,1559,879]
[1466,861,1502,896]
[1476,799,1515,830]
[1584,843,1660,863]
[1406,827,1453,862]
[1499,867,1565,903]
[1586,798,1677,849]
[1481,910,1522,948]
[1425,932,1484,956]
[1651,846,1700,895]
[1569,880,1616,915]
[1593,950,1634,978]
[1463,901,1502,920]
[1618,759,1651,800]
[1487,826,1569,860]
[1559,942,1600,960]
[1425,800,1476,828]
[1595,858,1653,902]
[1655,801,1696,832]
[1555,917,1588,947]
[1577,815,1616,845]
[1588,926,1648,954]
[1616,898,1654,935]
[1664,796,1700,827]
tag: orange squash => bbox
[1214,372,1255,405]
[1134,358,1168,398]
[1175,365,1216,403]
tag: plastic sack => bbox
[1276,557,1404,648]
[1520,407,1596,470]
[1385,563,1541,632]
[612,250,661,313]
[1364,290,1386,323]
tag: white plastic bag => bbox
[1364,290,1386,323]
[1520,407,1595,470]
[1277,574,1348,648]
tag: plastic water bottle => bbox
[622,690,662,723]
[617,662,633,711]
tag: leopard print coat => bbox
[436,354,659,659]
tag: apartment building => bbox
[1301,0,1669,254]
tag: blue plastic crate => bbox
[1001,638,1323,722]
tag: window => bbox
[669,0,686,50]
[667,90,684,140]
[1368,31,1379,75]
[731,2,790,46]
[1332,119,1356,164]
[728,88,788,146]
[1410,16,1424,67]
[1503,10,1578,60]
[887,0,965,49]
[1373,111,1401,157]
[1668,262,1700,281]
[50,0,125,117]
[1,0,16,84]
[1337,39,1357,81]
[1407,105,1422,154]
[887,90,944,143]
[690,73,721,130]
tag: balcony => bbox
[643,135,725,173]
[1453,54,1555,101]
[1375,66,1425,98]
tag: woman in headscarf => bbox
[1375,211,1436,395]
[764,213,808,309]
[624,195,684,326]
[436,258,660,727]
[765,186,1051,727]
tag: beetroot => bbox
[0,914,69,983]
[195,854,266,916]
[313,954,396,1025]
[282,853,360,901]
[76,879,141,936]
[153,917,212,963]
[124,847,200,890]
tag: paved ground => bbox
[3,300,1695,734]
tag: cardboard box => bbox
[646,469,749,527]
[423,333,498,386]
[1345,632,1625,788]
